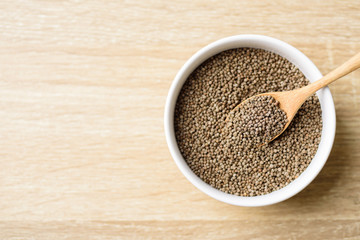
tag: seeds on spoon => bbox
[225,95,288,149]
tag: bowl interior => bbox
[164,35,336,206]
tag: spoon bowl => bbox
[226,91,295,146]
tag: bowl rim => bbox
[164,34,336,206]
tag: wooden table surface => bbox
[0,0,359,239]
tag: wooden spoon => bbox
[229,52,360,145]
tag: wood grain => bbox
[0,0,359,239]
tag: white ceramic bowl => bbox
[164,35,336,206]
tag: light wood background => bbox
[0,0,359,239]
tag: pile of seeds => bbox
[225,95,288,150]
[174,48,322,196]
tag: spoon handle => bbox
[304,52,360,96]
